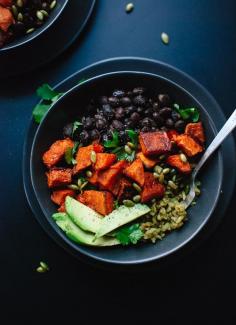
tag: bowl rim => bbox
[0,0,69,52]
[30,70,223,265]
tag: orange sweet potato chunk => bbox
[73,144,93,173]
[77,190,114,215]
[139,131,172,156]
[185,122,205,144]
[94,153,116,171]
[167,129,179,141]
[117,177,135,202]
[51,189,75,206]
[175,134,203,157]
[97,160,126,191]
[167,155,191,174]
[123,158,145,186]
[141,172,165,203]
[42,138,74,168]
[0,5,14,32]
[46,168,72,188]
[136,152,158,169]
[0,0,12,6]
[93,143,104,153]
[88,170,99,185]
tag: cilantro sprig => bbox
[173,103,200,122]
[103,131,120,148]
[64,142,79,165]
[126,129,138,147]
[116,223,143,245]
[33,84,64,123]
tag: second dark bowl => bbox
[30,71,223,265]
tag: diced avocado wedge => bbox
[65,196,102,233]
[52,213,120,247]
[95,204,150,239]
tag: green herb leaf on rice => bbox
[116,223,143,245]
[173,104,200,122]
[103,131,120,148]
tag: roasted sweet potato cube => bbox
[93,143,104,153]
[110,176,122,196]
[97,160,126,191]
[175,134,203,157]
[0,0,12,6]
[167,129,179,141]
[139,131,172,156]
[88,170,99,185]
[77,190,114,215]
[0,5,14,32]
[136,152,158,169]
[123,158,145,186]
[94,153,116,171]
[51,189,75,206]
[117,178,136,202]
[141,172,165,203]
[185,122,205,144]
[167,155,191,174]
[73,144,93,173]
[46,168,72,188]
[42,138,74,168]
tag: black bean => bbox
[115,107,125,120]
[99,96,108,105]
[144,109,151,116]
[137,107,144,114]
[112,90,125,98]
[151,127,157,131]
[165,118,174,128]
[63,123,73,138]
[102,104,114,120]
[161,126,168,132]
[127,91,133,97]
[112,120,124,130]
[125,106,136,115]
[133,87,145,96]
[120,97,132,107]
[83,117,94,130]
[152,102,159,111]
[108,96,120,107]
[133,95,147,107]
[125,120,135,129]
[11,22,26,36]
[96,118,107,130]
[141,126,150,132]
[174,120,186,132]
[101,133,109,142]
[141,117,153,128]
[80,130,90,144]
[171,111,181,121]
[158,94,172,107]
[153,112,164,126]
[130,112,141,122]
[90,129,100,141]
[159,107,172,118]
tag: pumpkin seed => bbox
[126,3,134,13]
[127,141,135,149]
[132,182,142,192]
[40,10,49,17]
[158,173,165,184]
[12,5,18,17]
[36,266,45,273]
[77,179,83,188]
[163,168,170,175]
[68,184,79,190]
[40,261,49,271]
[180,153,187,163]
[124,145,132,154]
[133,195,141,203]
[50,0,57,10]
[26,28,35,34]
[80,181,88,191]
[90,150,97,163]
[86,170,92,178]
[168,180,178,190]
[161,32,169,45]
[159,155,166,160]
[36,10,44,21]
[16,0,23,8]
[123,199,135,207]
[154,165,162,174]
[17,12,23,21]
[153,172,159,179]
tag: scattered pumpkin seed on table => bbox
[161,32,169,45]
[126,3,134,13]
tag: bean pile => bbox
[0,0,57,48]
[63,87,186,146]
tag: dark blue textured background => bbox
[1,0,235,322]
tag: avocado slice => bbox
[65,196,102,233]
[95,204,150,239]
[52,213,120,247]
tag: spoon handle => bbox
[193,108,236,177]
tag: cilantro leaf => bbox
[126,129,138,147]
[173,104,200,122]
[65,142,79,165]
[103,131,120,148]
[36,84,59,101]
[113,146,136,162]
[32,103,50,123]
[72,121,83,137]
[116,224,143,245]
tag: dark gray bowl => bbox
[30,71,223,265]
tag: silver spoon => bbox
[183,108,236,208]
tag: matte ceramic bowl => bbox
[0,0,68,76]
[30,71,223,265]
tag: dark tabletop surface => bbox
[1,0,236,323]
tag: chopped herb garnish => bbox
[65,142,79,165]
[116,223,143,245]
[113,146,136,162]
[33,84,64,123]
[173,104,200,122]
[103,131,120,148]
[126,129,138,147]
[72,121,83,137]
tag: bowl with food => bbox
[30,71,222,265]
